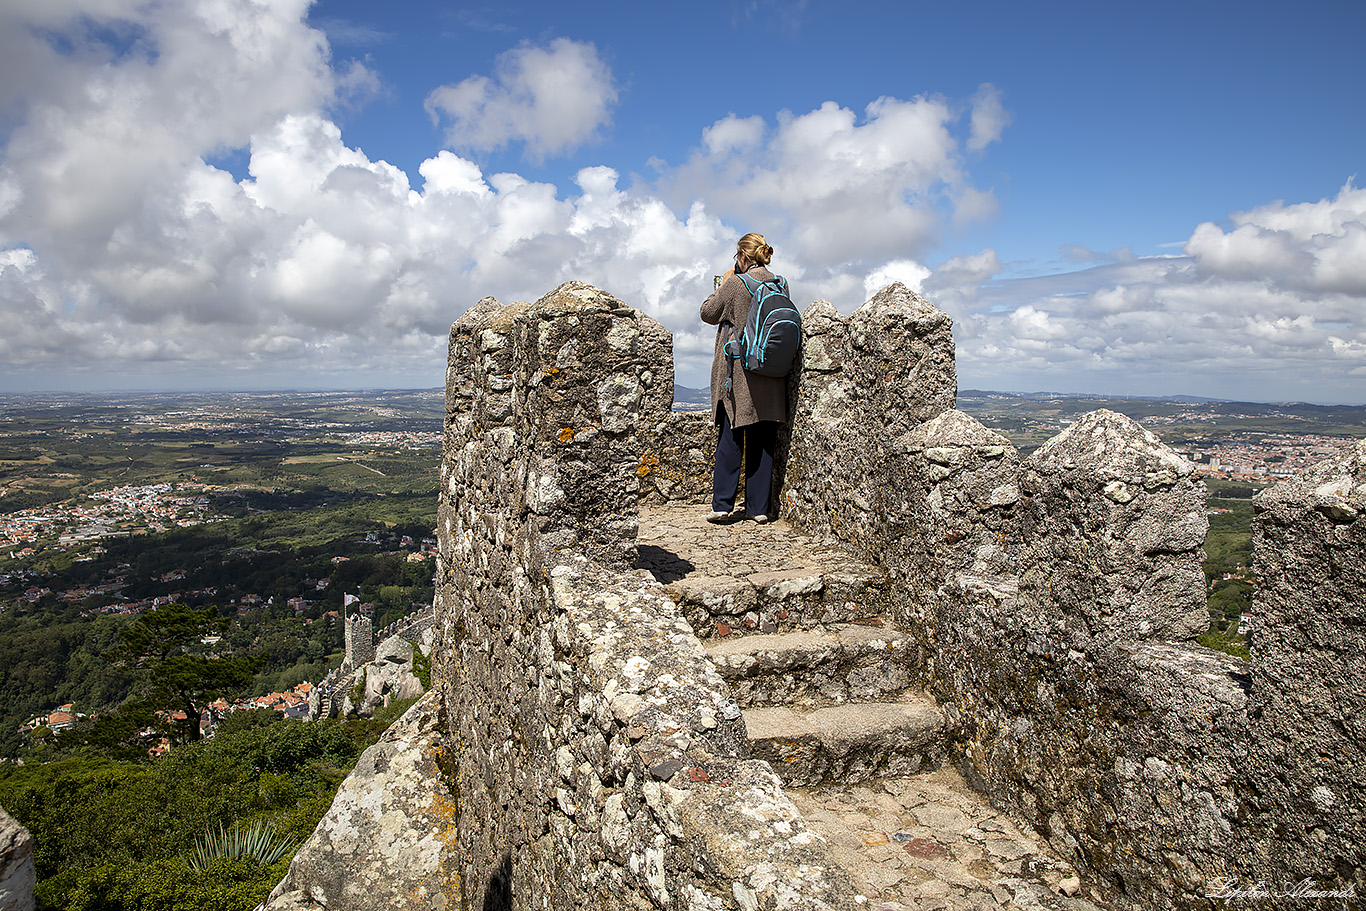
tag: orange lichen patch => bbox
[559,426,575,443]
[428,793,461,848]
[420,761,464,906]
[637,451,659,477]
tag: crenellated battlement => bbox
[263,279,1362,911]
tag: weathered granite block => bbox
[640,411,714,505]
[445,282,659,571]
[1245,438,1366,896]
[781,285,957,546]
[891,409,1021,633]
[1018,409,1209,646]
[845,281,958,433]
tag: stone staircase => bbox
[637,503,946,788]
[638,503,1107,911]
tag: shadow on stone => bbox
[482,856,511,911]
[637,544,695,583]
[769,342,803,518]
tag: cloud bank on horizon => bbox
[0,0,1363,403]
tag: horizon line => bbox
[1,386,1363,409]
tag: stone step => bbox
[667,563,890,638]
[636,504,891,639]
[744,694,947,788]
[705,624,916,709]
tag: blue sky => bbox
[1,0,1363,402]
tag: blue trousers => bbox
[712,409,777,515]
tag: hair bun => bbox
[735,232,773,266]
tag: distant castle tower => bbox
[343,612,374,673]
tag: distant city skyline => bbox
[1,1,1363,404]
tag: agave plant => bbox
[188,818,297,871]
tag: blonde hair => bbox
[736,233,773,267]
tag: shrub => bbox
[187,819,296,872]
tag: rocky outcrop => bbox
[345,636,426,718]
[261,692,457,911]
[0,807,35,911]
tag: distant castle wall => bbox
[311,605,433,723]
[372,604,435,646]
[342,612,374,673]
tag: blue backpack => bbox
[723,273,802,388]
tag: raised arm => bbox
[701,268,736,325]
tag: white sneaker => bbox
[705,510,732,524]
[750,514,770,524]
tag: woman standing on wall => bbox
[700,232,787,524]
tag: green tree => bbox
[116,604,257,744]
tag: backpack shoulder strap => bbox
[739,271,789,301]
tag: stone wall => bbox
[312,624,428,722]
[692,284,1359,907]
[922,411,1249,908]
[640,411,714,506]
[779,284,958,549]
[418,277,1361,910]
[1244,439,1366,895]
[373,604,436,646]
[434,282,859,910]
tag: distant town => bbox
[19,680,319,758]
[1176,433,1357,483]
[1,482,221,555]
[2,388,1362,762]
[0,390,446,760]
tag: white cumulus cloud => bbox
[0,0,1359,404]
[424,38,619,162]
[865,260,931,298]
[967,83,1011,152]
[940,183,1366,401]
[667,93,996,290]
